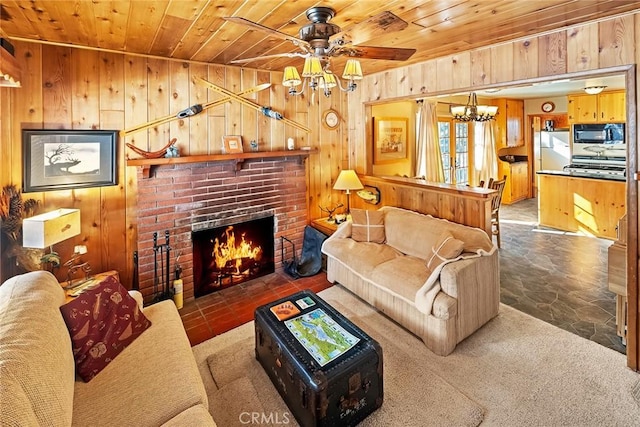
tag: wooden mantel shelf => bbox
[126,149,318,178]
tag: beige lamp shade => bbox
[302,57,323,78]
[342,59,363,80]
[333,170,363,192]
[322,72,337,89]
[282,66,302,87]
[22,208,81,248]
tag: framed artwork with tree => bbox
[22,129,117,192]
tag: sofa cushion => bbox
[0,271,75,426]
[161,404,217,426]
[351,209,385,243]
[371,255,430,303]
[60,275,152,382]
[426,231,465,270]
[322,237,401,279]
[72,300,210,427]
[381,206,494,259]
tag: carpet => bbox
[192,285,640,426]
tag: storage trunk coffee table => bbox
[255,290,383,427]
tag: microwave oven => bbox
[572,123,625,162]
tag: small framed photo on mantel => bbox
[222,135,244,154]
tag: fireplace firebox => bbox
[192,216,275,298]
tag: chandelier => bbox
[282,56,363,97]
[450,92,498,122]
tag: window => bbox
[438,119,472,184]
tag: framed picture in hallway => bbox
[373,117,408,164]
[22,129,118,193]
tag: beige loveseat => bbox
[0,271,216,427]
[322,206,500,356]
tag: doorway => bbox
[437,119,472,184]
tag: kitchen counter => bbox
[537,173,626,239]
[537,169,626,182]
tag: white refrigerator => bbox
[537,130,570,171]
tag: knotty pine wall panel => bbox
[566,24,599,72]
[470,49,491,87]
[169,61,191,154]
[490,44,514,83]
[187,63,209,155]
[1,41,343,285]
[599,16,635,69]
[538,32,567,77]
[513,39,539,81]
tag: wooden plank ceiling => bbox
[1,0,640,76]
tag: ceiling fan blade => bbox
[230,52,307,64]
[331,11,409,46]
[343,46,416,61]
[224,16,310,50]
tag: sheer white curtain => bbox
[415,101,445,182]
[473,121,498,185]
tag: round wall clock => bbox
[541,101,555,113]
[322,109,340,130]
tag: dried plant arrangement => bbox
[0,184,41,272]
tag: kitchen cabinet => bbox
[498,161,529,205]
[567,90,625,123]
[493,99,524,147]
[537,173,625,239]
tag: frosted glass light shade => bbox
[22,208,81,249]
[282,66,302,87]
[584,86,607,95]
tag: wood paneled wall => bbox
[348,14,638,174]
[346,12,640,370]
[0,43,348,285]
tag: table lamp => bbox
[22,208,81,270]
[333,170,363,215]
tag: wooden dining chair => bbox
[488,176,507,248]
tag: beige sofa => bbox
[0,271,216,427]
[322,206,500,356]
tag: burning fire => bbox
[212,226,263,274]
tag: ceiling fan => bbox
[223,6,416,65]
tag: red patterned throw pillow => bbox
[60,275,151,382]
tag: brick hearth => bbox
[135,157,309,303]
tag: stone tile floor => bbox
[498,197,625,354]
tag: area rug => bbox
[192,285,640,426]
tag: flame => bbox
[212,226,263,273]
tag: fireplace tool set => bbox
[152,230,173,303]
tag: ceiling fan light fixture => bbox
[584,85,607,95]
[342,59,363,80]
[282,66,302,87]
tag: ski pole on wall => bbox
[194,76,311,133]
[120,83,271,137]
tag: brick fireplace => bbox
[135,156,309,303]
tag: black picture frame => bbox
[22,129,118,192]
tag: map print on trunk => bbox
[285,308,360,366]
